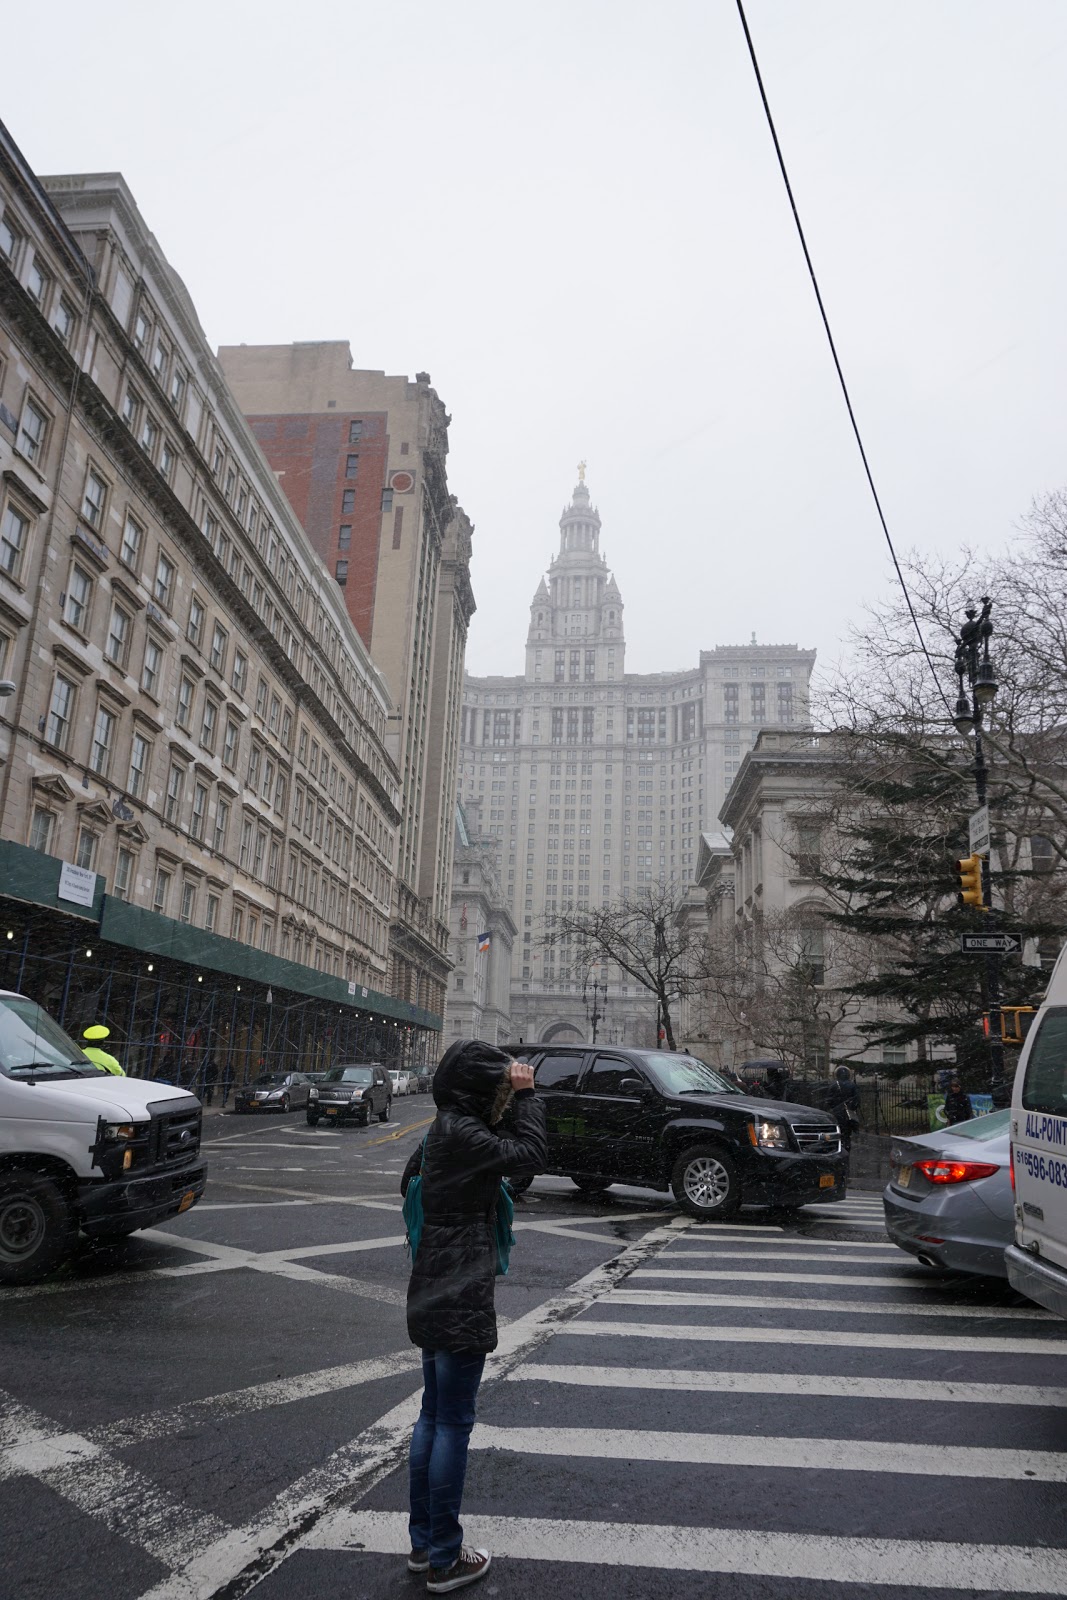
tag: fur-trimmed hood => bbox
[432,1038,512,1123]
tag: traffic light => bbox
[956,853,985,909]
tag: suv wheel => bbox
[307,1112,319,1127]
[671,1145,741,1219]
[378,1097,391,1123]
[571,1174,611,1194]
[0,1173,74,1285]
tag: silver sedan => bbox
[234,1071,313,1114]
[883,1108,1013,1277]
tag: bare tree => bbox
[700,904,875,1073]
[543,883,696,1050]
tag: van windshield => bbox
[1022,1008,1067,1116]
[0,997,102,1079]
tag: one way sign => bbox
[960,932,1022,955]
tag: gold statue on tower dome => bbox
[577,460,587,483]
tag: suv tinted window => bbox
[1022,1007,1067,1115]
[583,1055,644,1096]
[535,1053,584,1091]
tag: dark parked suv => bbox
[507,1044,847,1218]
[308,1063,391,1126]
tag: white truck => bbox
[0,988,206,1284]
[1006,947,1067,1317]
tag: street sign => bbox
[969,805,990,856]
[960,932,1022,955]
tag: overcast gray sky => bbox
[6,0,1066,679]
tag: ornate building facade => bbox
[0,118,441,1084]
[218,343,477,1024]
[456,473,816,1045]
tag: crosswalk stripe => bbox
[608,1289,1054,1320]
[321,1510,1067,1593]
[665,1237,900,1252]
[633,1268,946,1288]
[661,1249,901,1264]
[562,1319,1067,1354]
[469,1423,1067,1481]
[505,1364,1067,1407]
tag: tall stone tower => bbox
[525,471,625,685]
[455,471,816,1049]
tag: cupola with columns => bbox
[525,465,626,682]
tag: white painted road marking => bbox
[562,1319,1067,1354]
[609,1288,1055,1319]
[0,1389,229,1567]
[81,1352,422,1450]
[632,1267,951,1288]
[506,1363,1067,1407]
[318,1510,1067,1593]
[469,1423,1067,1481]
[130,1217,691,1599]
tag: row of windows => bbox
[0,205,80,349]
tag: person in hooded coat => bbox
[400,1039,547,1593]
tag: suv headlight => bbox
[309,1087,319,1101]
[750,1119,790,1150]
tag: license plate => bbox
[178,1190,196,1213]
[896,1164,912,1189]
[326,1108,339,1115]
[819,1174,835,1189]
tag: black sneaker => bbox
[425,1546,491,1593]
[408,1548,430,1574]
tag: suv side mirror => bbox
[619,1075,648,1095]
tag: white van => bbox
[1006,946,1067,1317]
[0,989,206,1284]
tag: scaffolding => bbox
[0,896,439,1096]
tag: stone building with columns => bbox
[445,803,515,1046]
[456,472,816,1045]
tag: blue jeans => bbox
[409,1348,486,1569]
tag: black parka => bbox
[401,1040,547,1355]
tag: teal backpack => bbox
[404,1134,516,1276]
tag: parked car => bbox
[1007,947,1067,1317]
[415,1069,433,1093]
[389,1069,413,1097]
[505,1044,846,1219]
[0,989,206,1282]
[233,1071,312,1114]
[309,1063,391,1126]
[882,1108,1013,1277]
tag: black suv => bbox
[507,1044,847,1218]
[308,1063,391,1126]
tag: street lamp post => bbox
[953,597,1005,1088]
[585,973,607,1044]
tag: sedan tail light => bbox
[913,1158,1000,1185]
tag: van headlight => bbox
[103,1122,138,1140]
[750,1119,790,1150]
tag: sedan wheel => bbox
[280,1094,291,1114]
[671,1145,741,1219]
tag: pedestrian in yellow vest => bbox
[82,1024,125,1076]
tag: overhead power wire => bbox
[734,0,956,720]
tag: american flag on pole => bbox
[477,930,491,953]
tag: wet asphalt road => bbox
[2,1094,1066,1600]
